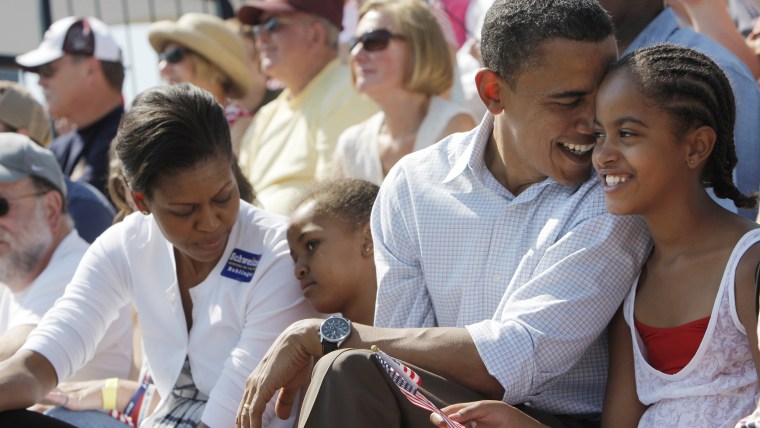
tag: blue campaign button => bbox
[221,248,261,282]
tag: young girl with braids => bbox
[429,44,760,428]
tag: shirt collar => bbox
[286,58,340,108]
[442,113,560,202]
[443,113,493,183]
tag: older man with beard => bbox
[0,133,133,383]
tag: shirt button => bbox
[491,274,502,282]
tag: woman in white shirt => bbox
[0,84,315,428]
[332,0,476,185]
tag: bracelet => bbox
[124,374,150,416]
[102,377,119,410]
[137,384,157,424]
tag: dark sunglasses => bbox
[0,191,48,217]
[349,29,405,53]
[253,16,294,37]
[158,46,188,64]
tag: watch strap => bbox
[321,340,339,356]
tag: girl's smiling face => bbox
[592,69,697,216]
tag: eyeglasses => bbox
[253,16,299,37]
[158,46,188,64]
[0,191,48,217]
[349,29,406,53]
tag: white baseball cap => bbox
[16,16,122,70]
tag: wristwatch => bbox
[319,315,352,355]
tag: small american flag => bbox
[373,348,464,428]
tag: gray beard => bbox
[0,216,54,288]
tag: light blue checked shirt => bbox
[372,115,651,415]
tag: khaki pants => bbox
[298,349,599,428]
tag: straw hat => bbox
[0,81,52,146]
[148,13,251,98]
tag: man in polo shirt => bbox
[236,0,378,215]
[16,16,124,201]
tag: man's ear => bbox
[685,125,716,169]
[42,190,63,230]
[83,56,100,79]
[308,20,327,46]
[475,68,505,115]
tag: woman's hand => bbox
[42,380,106,411]
[430,401,546,428]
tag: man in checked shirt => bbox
[236,1,650,427]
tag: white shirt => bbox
[627,230,760,427]
[0,231,133,382]
[23,203,318,427]
[372,114,652,415]
[333,96,474,185]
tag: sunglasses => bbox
[349,29,405,53]
[0,191,48,217]
[253,16,299,37]
[158,46,188,64]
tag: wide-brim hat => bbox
[148,13,252,98]
[238,0,344,31]
[0,81,52,146]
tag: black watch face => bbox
[321,317,350,341]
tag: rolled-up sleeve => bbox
[467,213,650,404]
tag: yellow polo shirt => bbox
[239,59,378,215]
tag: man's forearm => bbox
[337,322,504,398]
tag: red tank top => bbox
[634,316,710,375]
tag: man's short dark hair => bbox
[70,54,123,92]
[480,0,614,86]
